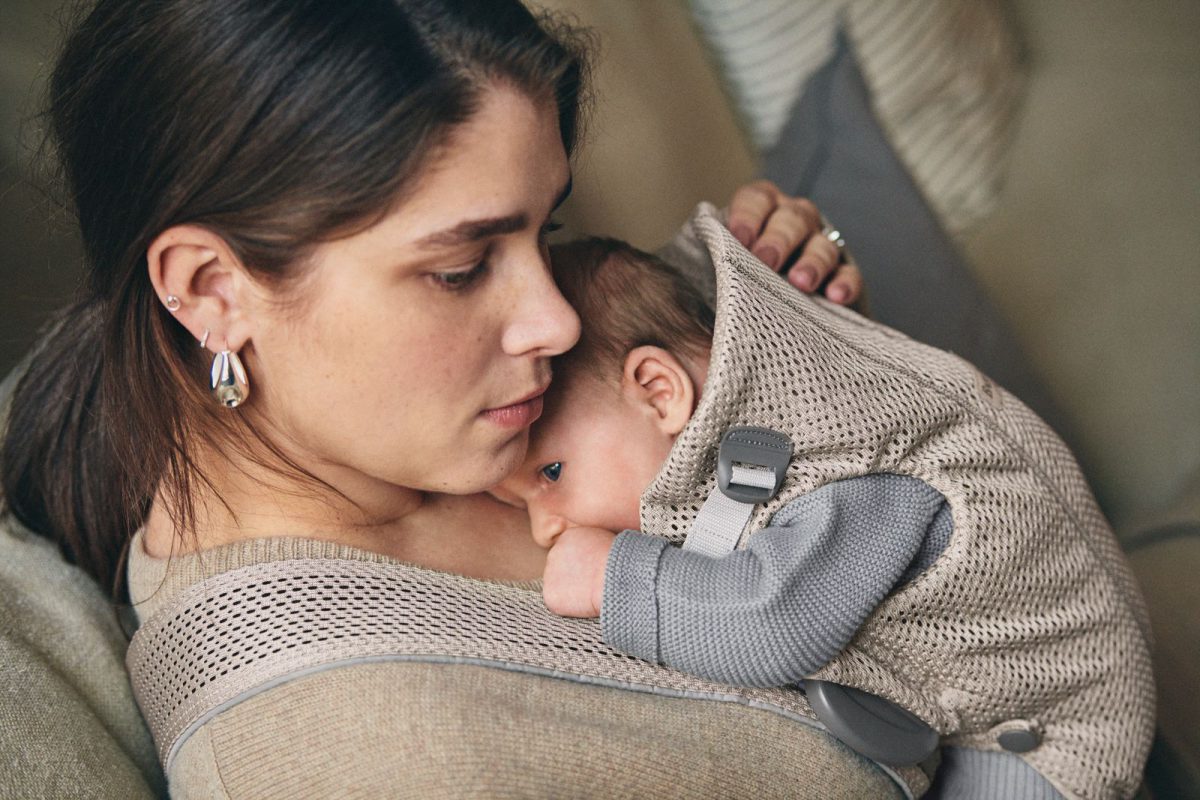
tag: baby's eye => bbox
[539,462,563,482]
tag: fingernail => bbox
[828,284,848,303]
[731,224,754,247]
[754,245,781,269]
[791,265,817,290]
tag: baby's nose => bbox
[530,510,569,549]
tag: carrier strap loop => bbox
[684,426,793,557]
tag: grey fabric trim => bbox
[927,747,1065,800]
[601,531,667,664]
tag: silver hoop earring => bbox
[210,349,251,408]
[165,295,181,312]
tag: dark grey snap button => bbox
[998,727,1041,753]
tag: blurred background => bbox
[5,0,1193,538]
[1,0,1197,790]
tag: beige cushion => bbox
[0,516,164,798]
[527,0,756,249]
[1,363,165,797]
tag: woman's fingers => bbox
[725,180,863,308]
[820,262,865,307]
[727,181,824,270]
[783,235,864,307]
[726,180,781,248]
[786,233,840,291]
[752,199,822,271]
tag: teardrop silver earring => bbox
[210,349,251,408]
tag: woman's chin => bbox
[429,430,530,496]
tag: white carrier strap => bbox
[126,556,930,796]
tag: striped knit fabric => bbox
[686,0,1026,234]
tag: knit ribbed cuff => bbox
[600,531,669,664]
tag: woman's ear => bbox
[621,345,696,437]
[146,224,256,353]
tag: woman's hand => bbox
[542,526,617,618]
[726,180,863,306]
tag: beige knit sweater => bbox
[127,531,906,799]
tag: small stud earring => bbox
[165,295,181,312]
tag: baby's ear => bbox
[622,346,695,437]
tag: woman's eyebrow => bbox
[414,176,573,251]
[415,215,526,249]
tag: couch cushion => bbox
[1,361,166,798]
[761,29,1061,432]
[688,0,1025,235]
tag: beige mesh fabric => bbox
[640,204,1154,800]
[126,552,931,797]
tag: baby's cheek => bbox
[585,479,641,533]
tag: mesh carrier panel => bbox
[638,205,1154,800]
[131,557,902,771]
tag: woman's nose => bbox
[501,252,580,358]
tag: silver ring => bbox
[820,218,851,264]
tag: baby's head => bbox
[494,237,714,546]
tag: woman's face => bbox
[244,85,580,496]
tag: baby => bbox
[494,211,1154,800]
[495,236,952,674]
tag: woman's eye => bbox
[432,262,486,291]
[538,219,563,241]
[539,462,563,482]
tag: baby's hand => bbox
[542,526,617,618]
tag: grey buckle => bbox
[805,680,939,766]
[716,427,793,504]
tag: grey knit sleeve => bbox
[599,473,951,687]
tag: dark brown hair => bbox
[0,0,589,597]
[549,237,715,385]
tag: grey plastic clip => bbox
[716,427,793,503]
[805,680,939,766]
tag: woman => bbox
[2,1,886,796]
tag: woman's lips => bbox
[481,390,546,429]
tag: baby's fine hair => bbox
[549,237,715,383]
